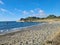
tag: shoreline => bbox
[0,22,60,45]
[0,22,46,35]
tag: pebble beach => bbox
[0,22,60,45]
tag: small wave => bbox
[0,30,4,32]
[0,22,45,34]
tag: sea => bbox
[0,21,40,34]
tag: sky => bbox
[0,0,60,21]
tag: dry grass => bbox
[32,19,60,23]
[44,31,60,45]
[52,32,60,45]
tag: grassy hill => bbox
[20,15,60,22]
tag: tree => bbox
[20,18,25,20]
[47,15,56,18]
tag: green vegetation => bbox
[20,17,40,22]
[20,15,60,22]
[46,15,57,18]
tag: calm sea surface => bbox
[0,21,40,33]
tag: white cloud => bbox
[30,10,34,13]
[0,8,15,15]
[0,8,7,12]
[21,8,46,17]
[39,10,44,13]
[38,9,45,16]
[22,11,28,15]
[1,8,45,17]
[0,0,4,4]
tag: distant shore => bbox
[19,18,60,23]
[0,22,60,45]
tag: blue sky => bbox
[0,0,60,21]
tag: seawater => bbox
[0,21,40,33]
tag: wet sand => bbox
[0,22,60,45]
